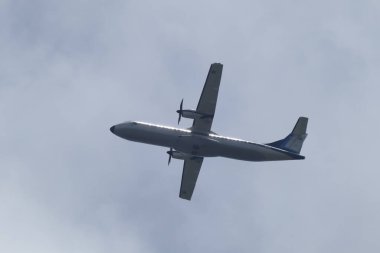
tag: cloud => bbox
[1,0,380,252]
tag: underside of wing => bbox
[179,157,204,200]
[191,63,223,134]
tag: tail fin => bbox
[266,117,308,154]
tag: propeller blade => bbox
[167,148,173,165]
[177,113,181,125]
[177,99,183,124]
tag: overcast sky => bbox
[1,0,380,252]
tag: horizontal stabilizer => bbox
[266,117,308,154]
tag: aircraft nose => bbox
[110,125,116,134]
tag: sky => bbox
[1,0,380,252]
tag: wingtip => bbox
[179,194,192,201]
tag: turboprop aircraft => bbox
[110,63,308,200]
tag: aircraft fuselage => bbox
[111,121,304,162]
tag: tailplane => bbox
[266,117,308,154]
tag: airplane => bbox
[110,63,308,200]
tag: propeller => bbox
[167,148,173,165]
[176,99,183,124]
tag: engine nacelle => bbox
[180,109,213,120]
[170,150,189,160]
[176,99,213,124]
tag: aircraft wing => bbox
[179,157,204,200]
[191,63,223,134]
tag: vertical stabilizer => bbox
[266,117,308,154]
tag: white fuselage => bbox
[111,121,304,161]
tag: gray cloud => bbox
[1,0,380,252]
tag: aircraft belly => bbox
[118,126,177,148]
[217,140,293,161]
[173,135,220,157]
[117,124,295,161]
